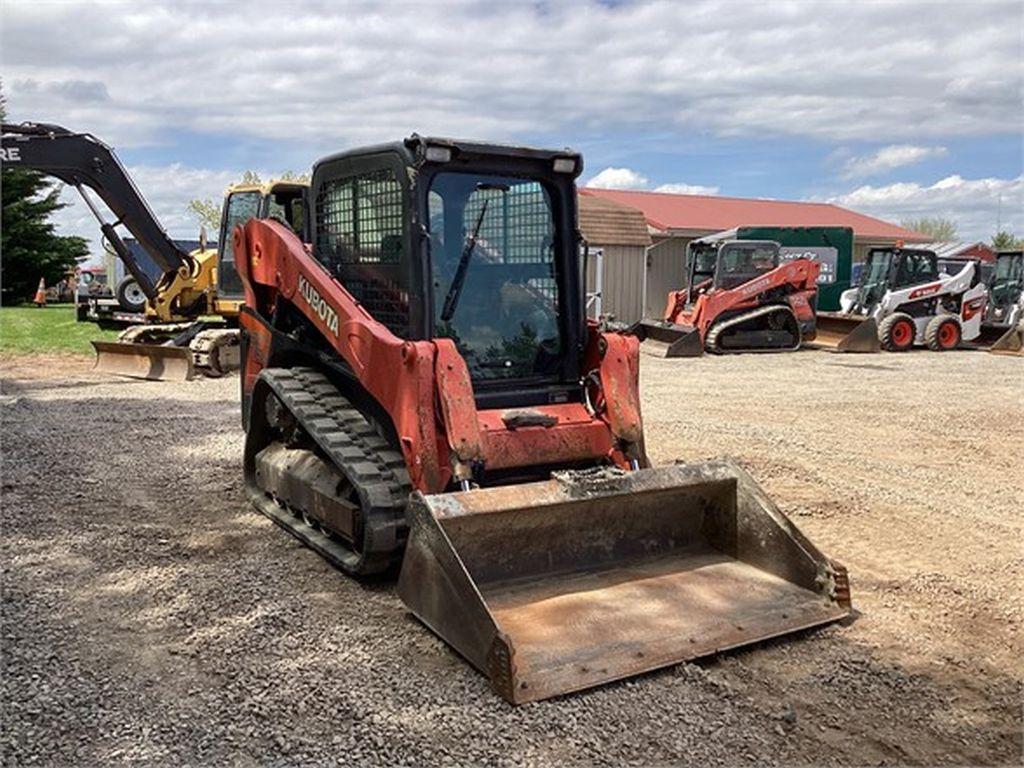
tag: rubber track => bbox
[705,304,800,354]
[250,367,412,575]
[117,322,193,344]
[190,328,240,377]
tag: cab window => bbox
[219,191,262,296]
[894,252,937,288]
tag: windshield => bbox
[688,245,717,280]
[428,172,561,382]
[996,254,1022,281]
[219,190,262,297]
[855,249,893,308]
[894,251,937,288]
[716,243,778,290]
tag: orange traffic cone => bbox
[33,277,47,306]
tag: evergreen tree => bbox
[1,93,90,303]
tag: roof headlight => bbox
[425,145,452,163]
[553,157,577,174]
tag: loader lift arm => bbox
[1,121,194,301]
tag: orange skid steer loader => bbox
[234,136,851,703]
[631,238,821,357]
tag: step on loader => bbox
[630,237,821,357]
[819,246,988,352]
[234,136,851,703]
[1,121,306,380]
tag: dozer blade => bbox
[810,313,880,353]
[91,341,195,381]
[987,322,1024,356]
[398,460,851,704]
[629,320,704,357]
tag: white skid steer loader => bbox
[838,247,987,351]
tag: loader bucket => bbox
[398,460,851,704]
[91,340,195,381]
[988,323,1024,356]
[810,313,880,353]
[629,320,704,357]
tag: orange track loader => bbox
[631,238,821,357]
[234,136,850,703]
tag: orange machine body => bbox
[235,219,643,495]
[664,257,821,342]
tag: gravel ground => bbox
[2,349,1021,766]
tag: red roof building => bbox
[579,187,928,243]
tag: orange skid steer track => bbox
[234,135,852,703]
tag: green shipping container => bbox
[735,227,854,312]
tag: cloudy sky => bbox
[2,0,1022,259]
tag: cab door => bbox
[217,191,262,300]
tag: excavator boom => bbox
[2,122,193,300]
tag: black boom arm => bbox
[1,122,194,300]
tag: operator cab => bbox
[685,239,780,303]
[309,136,584,409]
[218,182,308,299]
[853,247,939,312]
[992,251,1023,296]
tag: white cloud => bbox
[829,175,1024,242]
[587,167,649,189]
[654,182,721,195]
[842,145,949,179]
[586,168,719,195]
[1,1,1020,146]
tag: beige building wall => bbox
[585,245,648,324]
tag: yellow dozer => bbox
[1,121,306,380]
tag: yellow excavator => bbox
[1,121,306,379]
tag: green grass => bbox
[0,304,122,355]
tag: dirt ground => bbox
[2,349,1021,766]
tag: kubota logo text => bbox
[742,277,772,296]
[298,275,339,336]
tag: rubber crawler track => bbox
[705,304,801,354]
[245,367,412,576]
[191,328,240,377]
